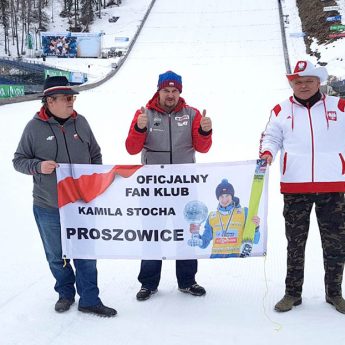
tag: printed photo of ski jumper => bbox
[188,174,263,258]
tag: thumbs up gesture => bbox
[200,109,212,132]
[137,106,148,130]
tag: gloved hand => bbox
[240,241,253,257]
[188,238,203,247]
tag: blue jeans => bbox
[33,205,101,307]
[138,259,197,290]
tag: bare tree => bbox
[20,0,27,54]
[74,0,79,29]
[80,0,93,31]
[38,0,42,29]
[9,0,20,57]
[0,0,10,55]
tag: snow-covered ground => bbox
[1,0,345,345]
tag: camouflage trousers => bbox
[283,192,345,298]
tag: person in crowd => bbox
[13,76,117,317]
[188,179,260,258]
[260,60,345,314]
[125,70,212,301]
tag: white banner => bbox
[56,160,269,260]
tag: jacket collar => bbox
[290,91,324,108]
[36,106,77,122]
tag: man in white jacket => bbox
[260,60,345,314]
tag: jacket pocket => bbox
[282,152,288,175]
[339,153,345,175]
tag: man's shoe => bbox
[274,295,302,312]
[179,284,206,296]
[136,287,158,301]
[78,303,117,317]
[326,295,345,314]
[55,298,75,313]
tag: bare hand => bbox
[261,154,273,165]
[137,106,148,129]
[41,160,58,174]
[200,109,212,132]
[252,215,260,227]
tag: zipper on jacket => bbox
[168,114,173,164]
[60,125,72,164]
[306,104,315,182]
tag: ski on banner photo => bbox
[240,159,268,257]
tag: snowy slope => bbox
[1,1,345,345]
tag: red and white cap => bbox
[286,60,328,83]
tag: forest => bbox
[0,0,121,57]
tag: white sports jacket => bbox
[260,94,345,193]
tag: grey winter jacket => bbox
[125,94,212,164]
[13,108,102,208]
[142,107,197,164]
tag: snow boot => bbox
[78,303,117,317]
[55,298,75,313]
[136,287,158,301]
[274,295,302,312]
[179,284,206,296]
[326,296,345,314]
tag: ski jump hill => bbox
[3,1,342,345]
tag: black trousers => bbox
[283,193,345,297]
[138,259,197,290]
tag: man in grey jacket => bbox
[126,70,212,301]
[13,76,116,317]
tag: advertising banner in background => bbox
[44,70,87,84]
[44,69,71,79]
[41,32,102,58]
[56,160,268,260]
[326,15,342,22]
[0,85,25,98]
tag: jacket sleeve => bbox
[83,119,102,164]
[125,109,148,155]
[259,108,283,159]
[89,132,102,164]
[199,217,213,249]
[13,122,42,175]
[192,110,212,153]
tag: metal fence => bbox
[0,57,68,90]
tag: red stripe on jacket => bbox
[338,98,345,112]
[281,181,345,193]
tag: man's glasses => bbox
[52,95,77,102]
